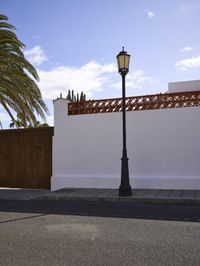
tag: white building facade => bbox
[168,79,200,93]
[51,81,200,191]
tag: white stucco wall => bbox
[51,98,200,191]
[168,79,200,93]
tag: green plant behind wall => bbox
[66,90,86,102]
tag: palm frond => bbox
[0,14,48,128]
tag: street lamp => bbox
[116,47,132,197]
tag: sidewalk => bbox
[1,188,200,205]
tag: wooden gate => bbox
[0,127,53,189]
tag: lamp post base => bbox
[119,186,132,197]
[119,154,132,197]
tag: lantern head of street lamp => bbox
[116,47,130,75]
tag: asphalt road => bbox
[0,200,200,266]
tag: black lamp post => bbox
[117,47,132,197]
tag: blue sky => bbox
[1,0,200,127]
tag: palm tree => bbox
[9,117,49,128]
[0,14,48,128]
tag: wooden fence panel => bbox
[0,127,53,189]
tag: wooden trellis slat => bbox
[68,90,200,115]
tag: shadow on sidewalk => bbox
[0,200,200,223]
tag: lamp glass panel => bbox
[117,54,130,71]
[124,54,130,70]
[119,54,126,69]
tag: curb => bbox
[33,195,200,206]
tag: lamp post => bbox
[117,47,132,197]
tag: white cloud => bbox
[147,11,155,19]
[46,115,54,126]
[179,4,192,16]
[127,70,158,88]
[175,56,200,71]
[0,112,10,129]
[0,112,10,122]
[0,112,10,121]
[35,35,42,39]
[37,61,159,100]
[179,3,200,15]
[38,61,117,100]
[24,46,48,66]
[111,70,159,95]
[181,46,194,52]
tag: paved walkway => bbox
[1,188,200,205]
[0,188,49,200]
